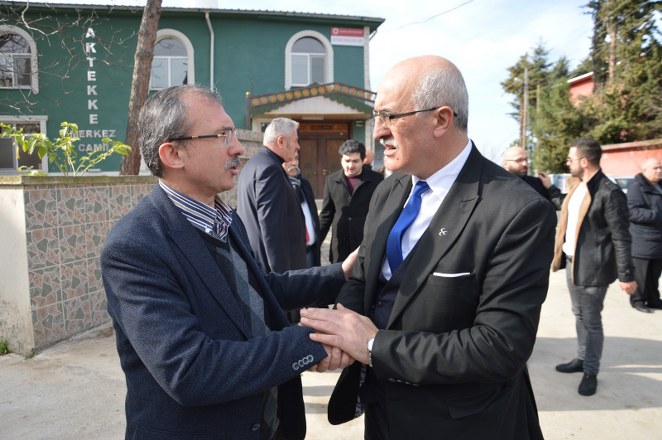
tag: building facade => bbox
[0,2,384,196]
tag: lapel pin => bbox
[439,228,448,236]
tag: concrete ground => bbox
[2,268,661,440]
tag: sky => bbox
[47,0,595,162]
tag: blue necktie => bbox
[386,181,430,273]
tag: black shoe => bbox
[555,358,584,373]
[634,304,653,313]
[578,372,597,396]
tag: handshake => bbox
[299,304,378,373]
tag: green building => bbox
[0,2,384,196]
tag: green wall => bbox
[0,5,379,172]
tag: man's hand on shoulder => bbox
[538,172,552,189]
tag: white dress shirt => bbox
[381,140,473,280]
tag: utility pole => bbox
[519,67,529,152]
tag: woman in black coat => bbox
[627,158,662,311]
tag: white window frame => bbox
[0,116,48,174]
[0,25,39,93]
[150,29,195,91]
[285,30,333,90]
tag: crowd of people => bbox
[99,54,660,440]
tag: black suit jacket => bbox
[101,185,345,439]
[319,167,383,262]
[329,146,556,440]
[237,147,307,272]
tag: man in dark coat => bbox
[552,138,637,396]
[283,157,321,268]
[502,145,564,209]
[301,55,555,440]
[319,140,383,263]
[237,118,307,274]
[101,86,354,440]
[627,157,662,311]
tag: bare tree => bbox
[120,0,162,175]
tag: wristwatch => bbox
[367,336,375,368]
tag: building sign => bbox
[330,27,365,47]
[77,27,119,154]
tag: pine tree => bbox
[584,0,662,143]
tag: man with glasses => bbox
[300,55,556,439]
[502,145,564,209]
[101,85,355,439]
[552,137,636,396]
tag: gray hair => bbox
[139,85,223,177]
[263,117,299,146]
[411,65,469,132]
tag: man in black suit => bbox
[301,55,556,439]
[502,145,563,209]
[319,140,383,263]
[101,86,353,439]
[237,117,307,273]
[283,156,321,268]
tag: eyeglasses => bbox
[372,106,457,128]
[169,129,238,145]
[566,156,584,163]
[505,158,528,164]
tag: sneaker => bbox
[555,358,584,373]
[578,372,597,396]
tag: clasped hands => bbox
[300,304,378,373]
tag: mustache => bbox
[380,137,397,148]
[224,157,241,170]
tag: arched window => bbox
[292,37,325,86]
[0,26,38,92]
[285,31,333,90]
[150,29,194,90]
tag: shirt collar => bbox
[412,139,472,195]
[159,180,233,241]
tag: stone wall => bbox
[0,176,155,354]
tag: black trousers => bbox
[360,368,390,440]
[630,257,662,307]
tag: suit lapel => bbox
[387,147,483,328]
[364,174,411,309]
[151,186,252,338]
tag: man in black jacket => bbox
[319,140,383,262]
[237,118,307,274]
[627,157,662,311]
[551,138,637,397]
[502,146,563,209]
